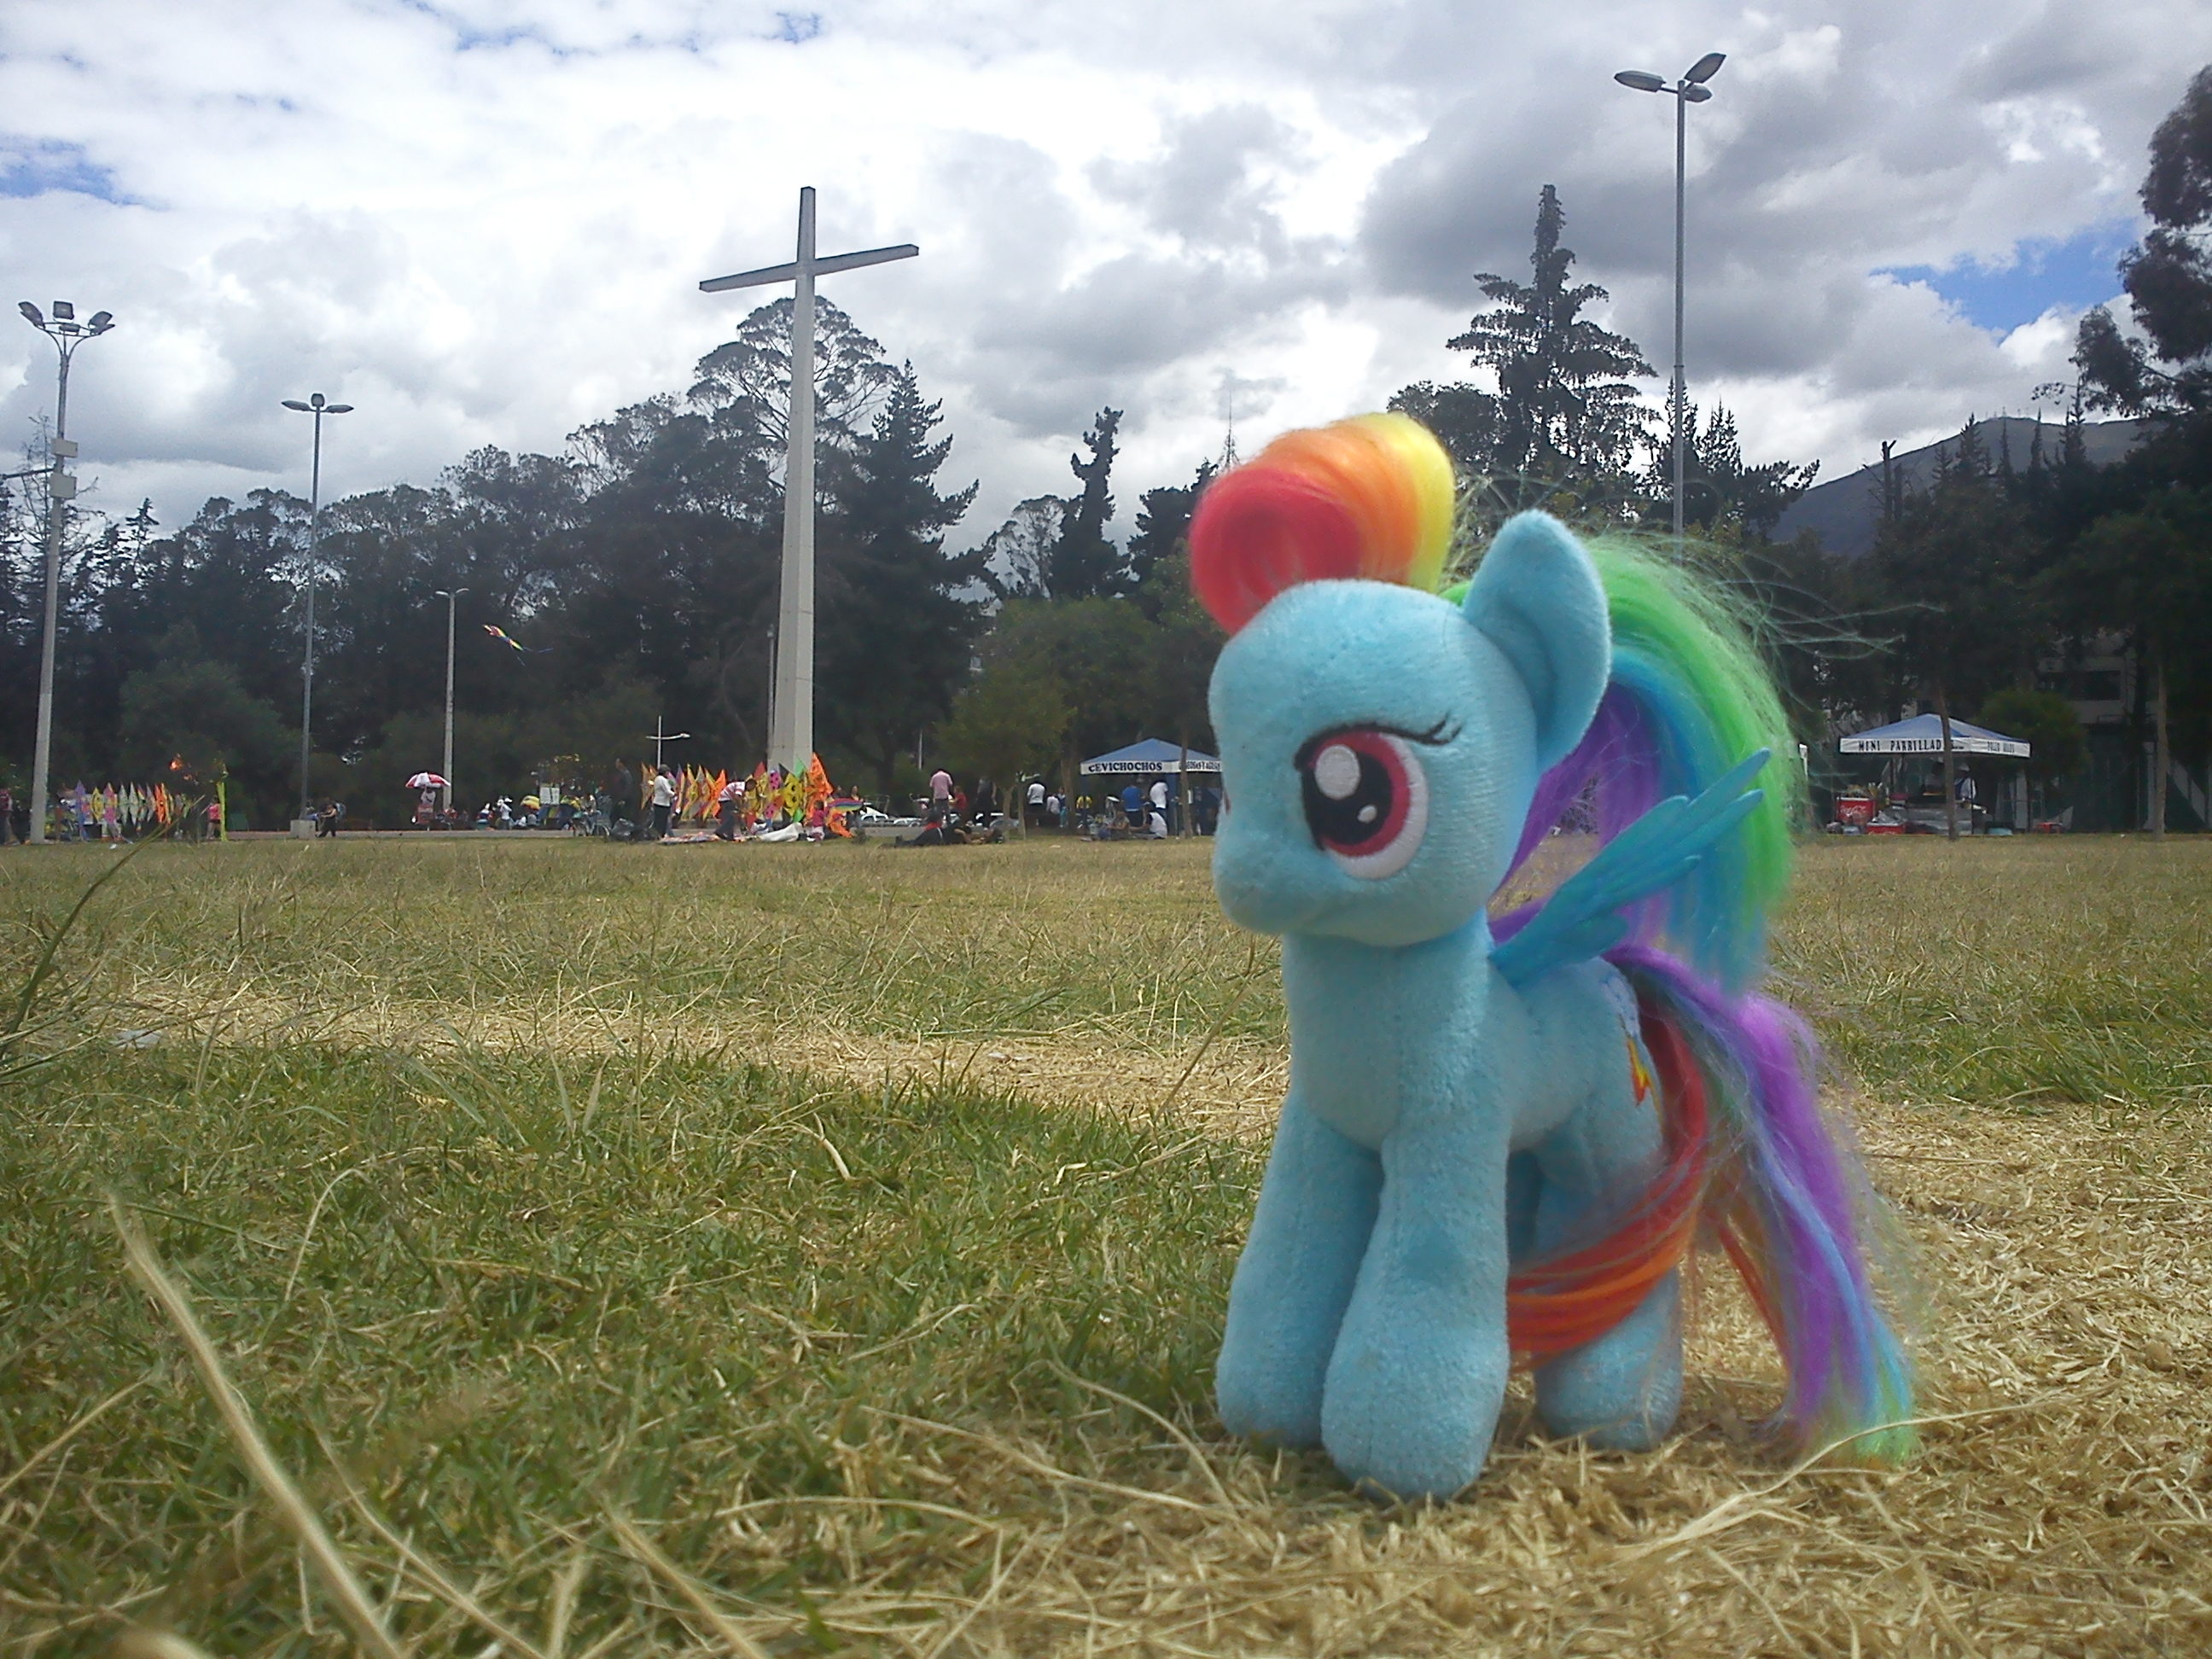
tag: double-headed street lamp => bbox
[1615,50,1726,543]
[434,587,468,817]
[17,300,115,845]
[281,392,354,823]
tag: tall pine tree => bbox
[1450,186,1655,481]
[818,364,983,796]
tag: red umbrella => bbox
[406,771,449,789]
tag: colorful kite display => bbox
[49,777,217,840]
[635,754,852,841]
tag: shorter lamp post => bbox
[18,300,114,845]
[434,587,468,817]
[281,393,354,823]
[1614,50,1726,543]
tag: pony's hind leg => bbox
[1525,1063,1685,1451]
[1533,1271,1683,1451]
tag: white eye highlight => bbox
[1313,742,1360,800]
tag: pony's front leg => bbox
[1216,1091,1382,1449]
[1319,1109,1511,1501]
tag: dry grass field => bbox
[2,833,2208,1656]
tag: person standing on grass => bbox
[609,760,636,830]
[0,785,14,845]
[715,774,742,840]
[928,765,952,818]
[1026,777,1045,827]
[1149,776,1170,834]
[649,765,676,841]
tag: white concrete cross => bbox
[700,187,918,775]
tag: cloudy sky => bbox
[3,0,2207,544]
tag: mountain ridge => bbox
[1772,416,2145,558]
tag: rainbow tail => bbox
[1613,944,1918,1464]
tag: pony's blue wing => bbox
[1491,749,1769,989]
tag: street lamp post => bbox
[1614,51,1726,544]
[434,587,468,817]
[281,392,354,825]
[16,300,114,845]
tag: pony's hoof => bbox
[1540,1408,1674,1452]
[1534,1363,1682,1452]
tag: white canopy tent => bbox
[1837,714,2029,758]
[1836,713,2033,832]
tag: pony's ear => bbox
[1460,512,1611,768]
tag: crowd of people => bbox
[892,768,1222,847]
[1086,776,1222,838]
[1,762,1225,847]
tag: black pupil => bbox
[1301,745,1393,849]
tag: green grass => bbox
[15,837,1259,1045]
[6,1042,1258,1652]
[1778,836,2212,1114]
[10,833,2205,1112]
[3,833,2209,1654]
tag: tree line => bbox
[1767,65,2212,834]
[0,300,990,825]
[5,65,2209,832]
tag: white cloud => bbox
[1,0,2206,540]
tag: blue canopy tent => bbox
[1079,738,1223,776]
[1837,714,2029,758]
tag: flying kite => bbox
[483,624,547,655]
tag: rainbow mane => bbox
[1194,412,1917,1467]
[1190,413,1456,632]
[1488,543,1799,992]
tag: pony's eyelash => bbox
[1294,717,1460,769]
[1295,716,1458,768]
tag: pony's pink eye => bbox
[1298,729,1429,879]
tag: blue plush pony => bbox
[1188,414,1915,1501]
